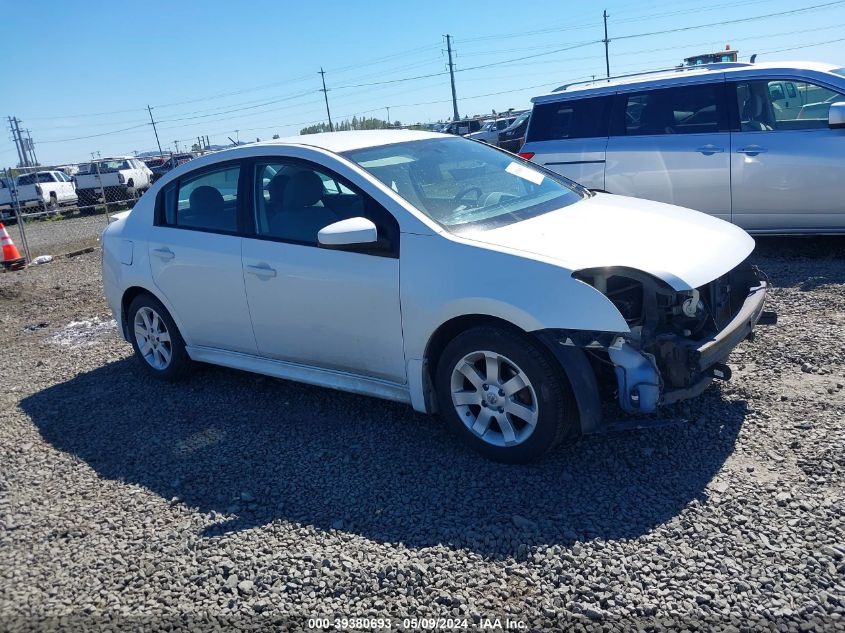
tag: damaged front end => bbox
[562,260,775,414]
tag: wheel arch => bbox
[120,285,185,343]
[421,314,601,433]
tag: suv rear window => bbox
[526,96,612,142]
[619,83,725,136]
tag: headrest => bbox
[283,170,324,208]
[189,186,224,213]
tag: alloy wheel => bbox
[133,306,173,370]
[449,350,539,447]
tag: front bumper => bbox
[680,281,767,373]
[610,276,771,413]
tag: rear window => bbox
[526,96,612,142]
[95,160,131,173]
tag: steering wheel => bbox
[453,186,483,206]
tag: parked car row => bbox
[147,153,195,182]
[0,170,78,220]
[0,153,200,221]
[433,112,532,154]
[75,157,154,206]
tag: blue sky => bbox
[2,0,844,166]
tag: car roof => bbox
[532,60,842,103]
[243,129,443,154]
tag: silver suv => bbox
[519,61,845,233]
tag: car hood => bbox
[459,193,755,291]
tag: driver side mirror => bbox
[317,217,390,253]
[829,102,845,129]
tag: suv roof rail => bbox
[552,61,754,92]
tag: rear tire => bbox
[435,325,579,463]
[127,293,192,381]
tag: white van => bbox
[519,61,845,233]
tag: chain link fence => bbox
[1,152,200,266]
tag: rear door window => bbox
[617,83,726,136]
[526,96,613,142]
[159,163,241,233]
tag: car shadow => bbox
[22,358,746,556]
[752,236,845,290]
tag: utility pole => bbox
[445,34,459,121]
[25,129,38,166]
[386,106,390,127]
[602,9,611,79]
[319,67,334,132]
[174,140,180,153]
[8,117,24,168]
[147,105,163,155]
[12,117,30,167]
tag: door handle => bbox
[737,146,768,156]
[152,247,174,261]
[245,263,277,278]
[696,145,724,155]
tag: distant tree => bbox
[190,143,201,152]
[300,117,393,135]
[272,134,280,139]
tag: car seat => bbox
[268,170,339,243]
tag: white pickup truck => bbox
[75,157,153,206]
[0,171,78,218]
[0,177,15,221]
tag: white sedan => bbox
[102,130,770,463]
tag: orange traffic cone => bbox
[1,223,25,271]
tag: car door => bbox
[522,95,613,190]
[604,81,732,222]
[55,172,73,202]
[730,77,845,231]
[241,158,406,383]
[147,161,258,354]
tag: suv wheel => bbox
[127,294,192,381]
[435,325,578,463]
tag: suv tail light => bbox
[35,184,43,195]
[517,152,535,160]
[118,172,126,184]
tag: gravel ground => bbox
[5,212,113,258]
[1,236,844,632]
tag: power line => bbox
[752,35,845,56]
[38,123,149,144]
[614,1,845,41]
[156,90,315,124]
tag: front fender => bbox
[401,233,630,362]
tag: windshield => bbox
[95,160,130,173]
[504,112,530,131]
[344,137,583,232]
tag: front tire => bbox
[435,326,579,463]
[127,294,192,381]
